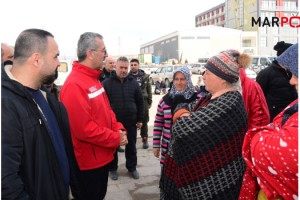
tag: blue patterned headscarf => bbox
[169,66,195,99]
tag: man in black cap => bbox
[256,41,298,121]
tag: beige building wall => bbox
[226,0,258,31]
[243,0,259,31]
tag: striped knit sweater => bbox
[153,98,172,166]
[153,93,200,166]
[161,91,248,200]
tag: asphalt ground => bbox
[105,135,160,200]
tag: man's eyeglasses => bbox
[91,48,107,55]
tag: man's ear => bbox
[86,49,94,60]
[29,52,42,67]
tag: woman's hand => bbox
[152,148,160,158]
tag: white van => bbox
[251,56,275,73]
[54,60,73,87]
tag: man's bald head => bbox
[104,56,116,72]
[1,43,14,63]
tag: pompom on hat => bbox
[274,41,293,56]
[276,43,298,78]
[204,50,251,83]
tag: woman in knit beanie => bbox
[240,43,298,200]
[160,50,249,200]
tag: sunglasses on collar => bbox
[286,69,293,80]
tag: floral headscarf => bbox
[169,66,194,99]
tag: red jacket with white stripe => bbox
[60,61,124,170]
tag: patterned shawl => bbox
[161,91,248,200]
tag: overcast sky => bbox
[1,0,224,58]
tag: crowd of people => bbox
[1,28,298,200]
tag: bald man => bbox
[1,43,14,63]
[99,56,116,82]
[105,56,116,71]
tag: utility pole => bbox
[118,36,121,56]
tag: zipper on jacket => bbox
[121,82,126,117]
[92,146,96,159]
[32,98,45,125]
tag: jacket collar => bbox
[73,61,102,79]
[111,71,133,81]
[4,65,18,82]
[2,65,48,99]
[271,60,286,72]
[129,69,145,77]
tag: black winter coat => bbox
[99,68,115,82]
[102,74,144,124]
[1,68,84,200]
[256,60,298,120]
[129,69,152,105]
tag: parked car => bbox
[268,56,276,62]
[140,64,158,74]
[54,60,73,87]
[250,56,273,73]
[148,65,158,73]
[189,63,206,74]
[149,65,182,86]
[139,65,152,74]
[198,57,209,63]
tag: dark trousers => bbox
[140,100,149,138]
[80,163,110,200]
[110,121,137,172]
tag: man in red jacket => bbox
[240,67,270,129]
[60,32,128,200]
